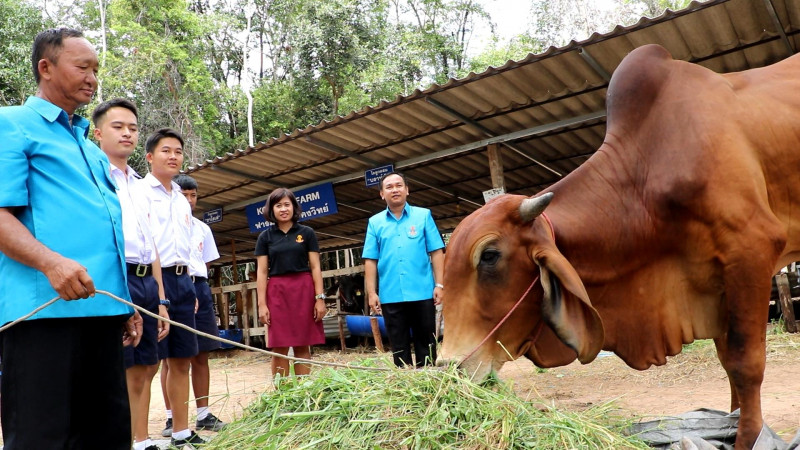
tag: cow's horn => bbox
[519,192,554,223]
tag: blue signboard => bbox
[203,207,223,224]
[365,164,394,187]
[245,182,339,233]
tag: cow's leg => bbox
[714,325,766,449]
[713,337,739,410]
[706,198,785,450]
[716,252,775,449]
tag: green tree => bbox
[390,0,492,83]
[528,0,692,49]
[293,0,388,116]
[93,0,227,166]
[0,0,53,105]
[466,33,543,74]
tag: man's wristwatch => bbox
[315,293,325,300]
[159,299,171,309]
[435,283,444,289]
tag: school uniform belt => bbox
[162,265,188,276]
[126,263,152,278]
[191,276,208,283]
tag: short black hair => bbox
[173,174,198,191]
[32,28,84,84]
[379,171,407,190]
[92,98,138,127]
[264,188,302,223]
[145,128,184,154]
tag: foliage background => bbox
[1,0,689,174]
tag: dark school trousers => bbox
[381,299,437,367]
[0,315,131,450]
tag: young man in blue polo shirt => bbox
[0,28,138,449]
[363,172,445,367]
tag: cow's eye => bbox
[479,248,500,266]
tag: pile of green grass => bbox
[204,359,648,449]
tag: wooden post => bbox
[369,316,385,352]
[241,283,251,346]
[775,273,797,333]
[335,290,346,352]
[231,240,242,329]
[213,266,227,330]
[487,143,505,190]
[337,315,346,352]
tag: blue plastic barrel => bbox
[219,328,243,349]
[345,315,388,337]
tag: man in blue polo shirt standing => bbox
[363,172,445,367]
[0,28,138,449]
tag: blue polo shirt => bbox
[0,97,133,325]
[362,203,444,303]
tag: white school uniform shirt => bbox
[188,217,220,278]
[143,173,192,267]
[110,164,157,265]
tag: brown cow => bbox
[438,44,800,449]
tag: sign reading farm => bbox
[244,182,339,233]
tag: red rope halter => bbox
[457,212,555,366]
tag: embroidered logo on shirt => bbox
[408,225,417,237]
[296,235,304,243]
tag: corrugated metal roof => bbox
[185,0,800,264]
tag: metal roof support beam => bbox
[305,136,483,208]
[408,178,482,207]
[398,110,606,168]
[763,0,795,55]
[225,110,606,211]
[305,137,379,166]
[210,165,281,188]
[425,97,563,177]
[578,47,612,81]
[337,202,374,214]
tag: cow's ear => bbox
[533,249,604,364]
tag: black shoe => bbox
[196,412,226,432]
[144,446,160,450]
[171,431,206,448]
[161,418,173,437]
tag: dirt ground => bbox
[147,328,800,443]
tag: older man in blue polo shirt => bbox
[0,28,137,449]
[363,172,445,367]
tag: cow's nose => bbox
[435,358,458,369]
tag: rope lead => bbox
[0,290,389,372]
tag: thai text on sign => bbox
[244,182,339,233]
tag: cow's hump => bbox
[606,45,673,128]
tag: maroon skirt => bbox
[267,271,325,348]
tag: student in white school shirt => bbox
[142,128,204,448]
[92,98,170,450]
[159,174,227,434]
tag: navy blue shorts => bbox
[124,273,161,368]
[193,278,221,352]
[158,271,198,359]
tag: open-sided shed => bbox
[184,0,800,265]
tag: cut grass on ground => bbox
[203,358,649,450]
